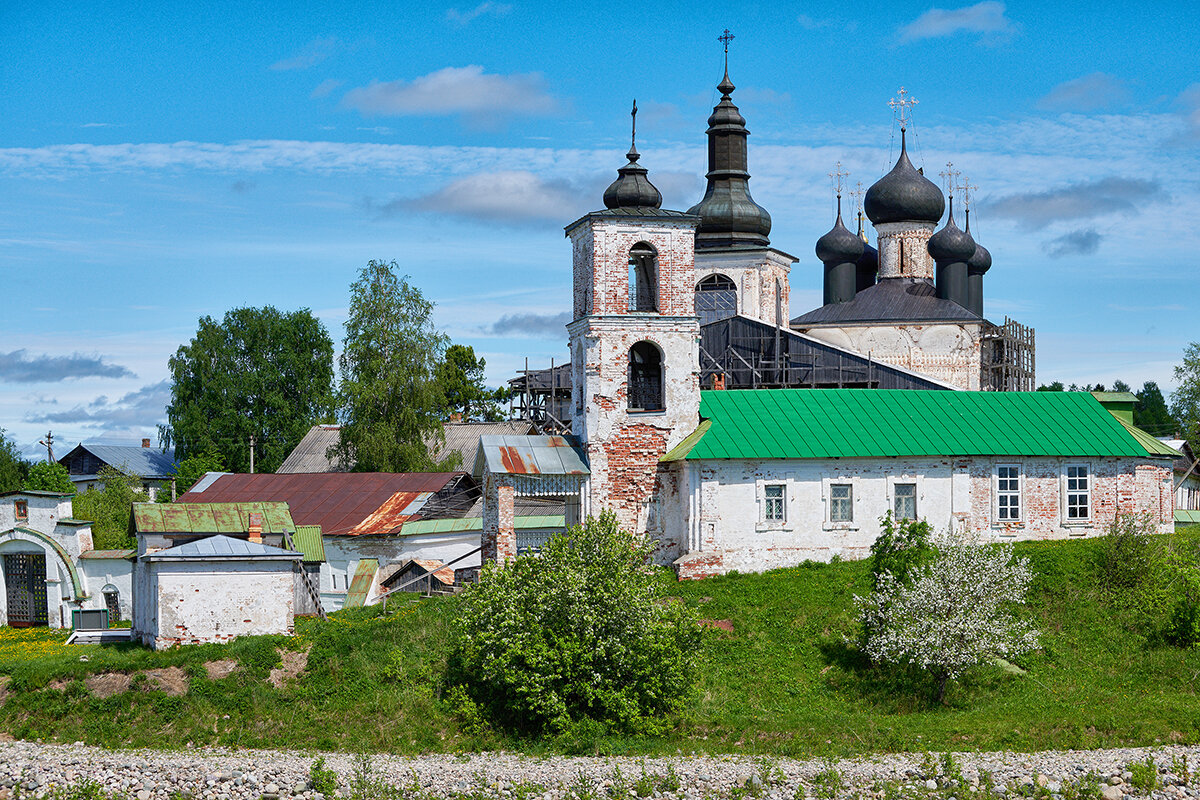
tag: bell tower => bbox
[565,102,701,544]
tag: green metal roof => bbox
[398,515,566,536]
[1176,509,1200,525]
[131,501,295,535]
[344,559,378,608]
[292,525,325,563]
[1114,417,1182,457]
[665,389,1168,462]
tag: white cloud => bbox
[341,66,557,119]
[986,177,1165,229]
[25,380,171,436]
[310,78,343,99]
[270,37,342,71]
[446,2,511,25]
[898,1,1017,43]
[1038,73,1130,112]
[382,170,586,224]
[1043,228,1102,258]
[0,350,135,382]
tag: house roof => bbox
[0,489,72,498]
[79,549,136,560]
[142,534,300,562]
[131,501,296,535]
[177,472,464,536]
[790,278,981,327]
[663,388,1172,462]
[344,558,379,608]
[276,425,344,473]
[59,443,177,478]
[292,525,325,563]
[432,421,536,469]
[473,435,590,478]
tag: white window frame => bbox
[822,476,859,530]
[1062,462,1092,526]
[893,482,918,521]
[756,478,792,531]
[993,463,1024,528]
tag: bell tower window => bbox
[628,341,664,412]
[695,274,737,325]
[628,242,658,313]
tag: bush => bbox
[856,529,1039,702]
[869,512,933,589]
[1098,512,1165,597]
[448,510,701,735]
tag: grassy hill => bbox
[1,532,1198,756]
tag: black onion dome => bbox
[815,201,865,264]
[686,70,772,247]
[864,129,945,225]
[856,219,879,272]
[928,200,976,262]
[603,145,662,210]
[965,214,992,274]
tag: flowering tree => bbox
[856,531,1040,702]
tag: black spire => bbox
[686,32,772,248]
[603,100,663,210]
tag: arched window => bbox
[102,584,120,621]
[695,274,737,325]
[628,341,664,412]
[628,242,658,312]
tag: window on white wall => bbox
[894,483,917,520]
[996,465,1022,521]
[763,484,785,522]
[830,484,853,522]
[1065,464,1090,520]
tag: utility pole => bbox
[38,430,54,462]
[249,434,256,474]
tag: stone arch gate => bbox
[0,527,85,627]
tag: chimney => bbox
[248,512,263,543]
[141,438,151,448]
[711,374,727,391]
[450,412,463,423]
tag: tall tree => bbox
[437,343,510,422]
[1172,343,1200,453]
[0,429,28,494]
[334,260,456,472]
[24,461,75,494]
[161,306,335,474]
[1135,381,1177,436]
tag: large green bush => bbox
[448,510,701,735]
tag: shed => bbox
[132,534,301,649]
[380,558,455,595]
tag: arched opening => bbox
[628,341,664,412]
[695,274,738,325]
[628,242,658,313]
[102,583,121,621]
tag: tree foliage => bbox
[161,306,335,474]
[0,429,28,494]
[857,530,1039,702]
[448,511,702,735]
[334,260,456,472]
[436,344,509,422]
[71,466,148,549]
[1135,381,1175,435]
[173,449,227,497]
[23,461,75,494]
[1172,342,1200,453]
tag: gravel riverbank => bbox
[1,741,1197,800]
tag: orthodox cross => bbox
[938,161,961,197]
[829,161,849,199]
[630,99,637,151]
[960,176,979,212]
[719,29,735,75]
[849,181,865,214]
[888,87,918,131]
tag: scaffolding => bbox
[981,317,1036,392]
[508,358,571,435]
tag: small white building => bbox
[132,534,300,649]
[0,489,133,628]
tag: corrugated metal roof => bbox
[1114,417,1181,457]
[670,389,1167,461]
[177,472,461,536]
[432,421,536,469]
[132,501,295,534]
[276,425,345,473]
[292,525,325,563]
[79,549,136,560]
[791,278,981,327]
[59,443,177,478]
[473,435,589,478]
[143,534,300,561]
[344,559,378,608]
[1176,509,1200,525]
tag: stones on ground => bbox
[268,646,311,689]
[204,660,239,680]
[1101,785,1123,800]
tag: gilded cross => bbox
[961,177,979,211]
[828,161,849,198]
[849,181,865,214]
[938,161,961,196]
[888,87,918,130]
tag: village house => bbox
[57,440,177,499]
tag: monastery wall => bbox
[671,454,1174,578]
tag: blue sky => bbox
[2,0,1198,456]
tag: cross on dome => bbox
[829,161,849,198]
[888,87,918,131]
[939,161,961,197]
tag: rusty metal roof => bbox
[473,435,589,478]
[131,502,295,535]
[79,549,136,560]
[344,559,379,608]
[177,472,462,536]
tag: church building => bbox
[480,57,1175,577]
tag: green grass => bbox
[1,533,1199,756]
